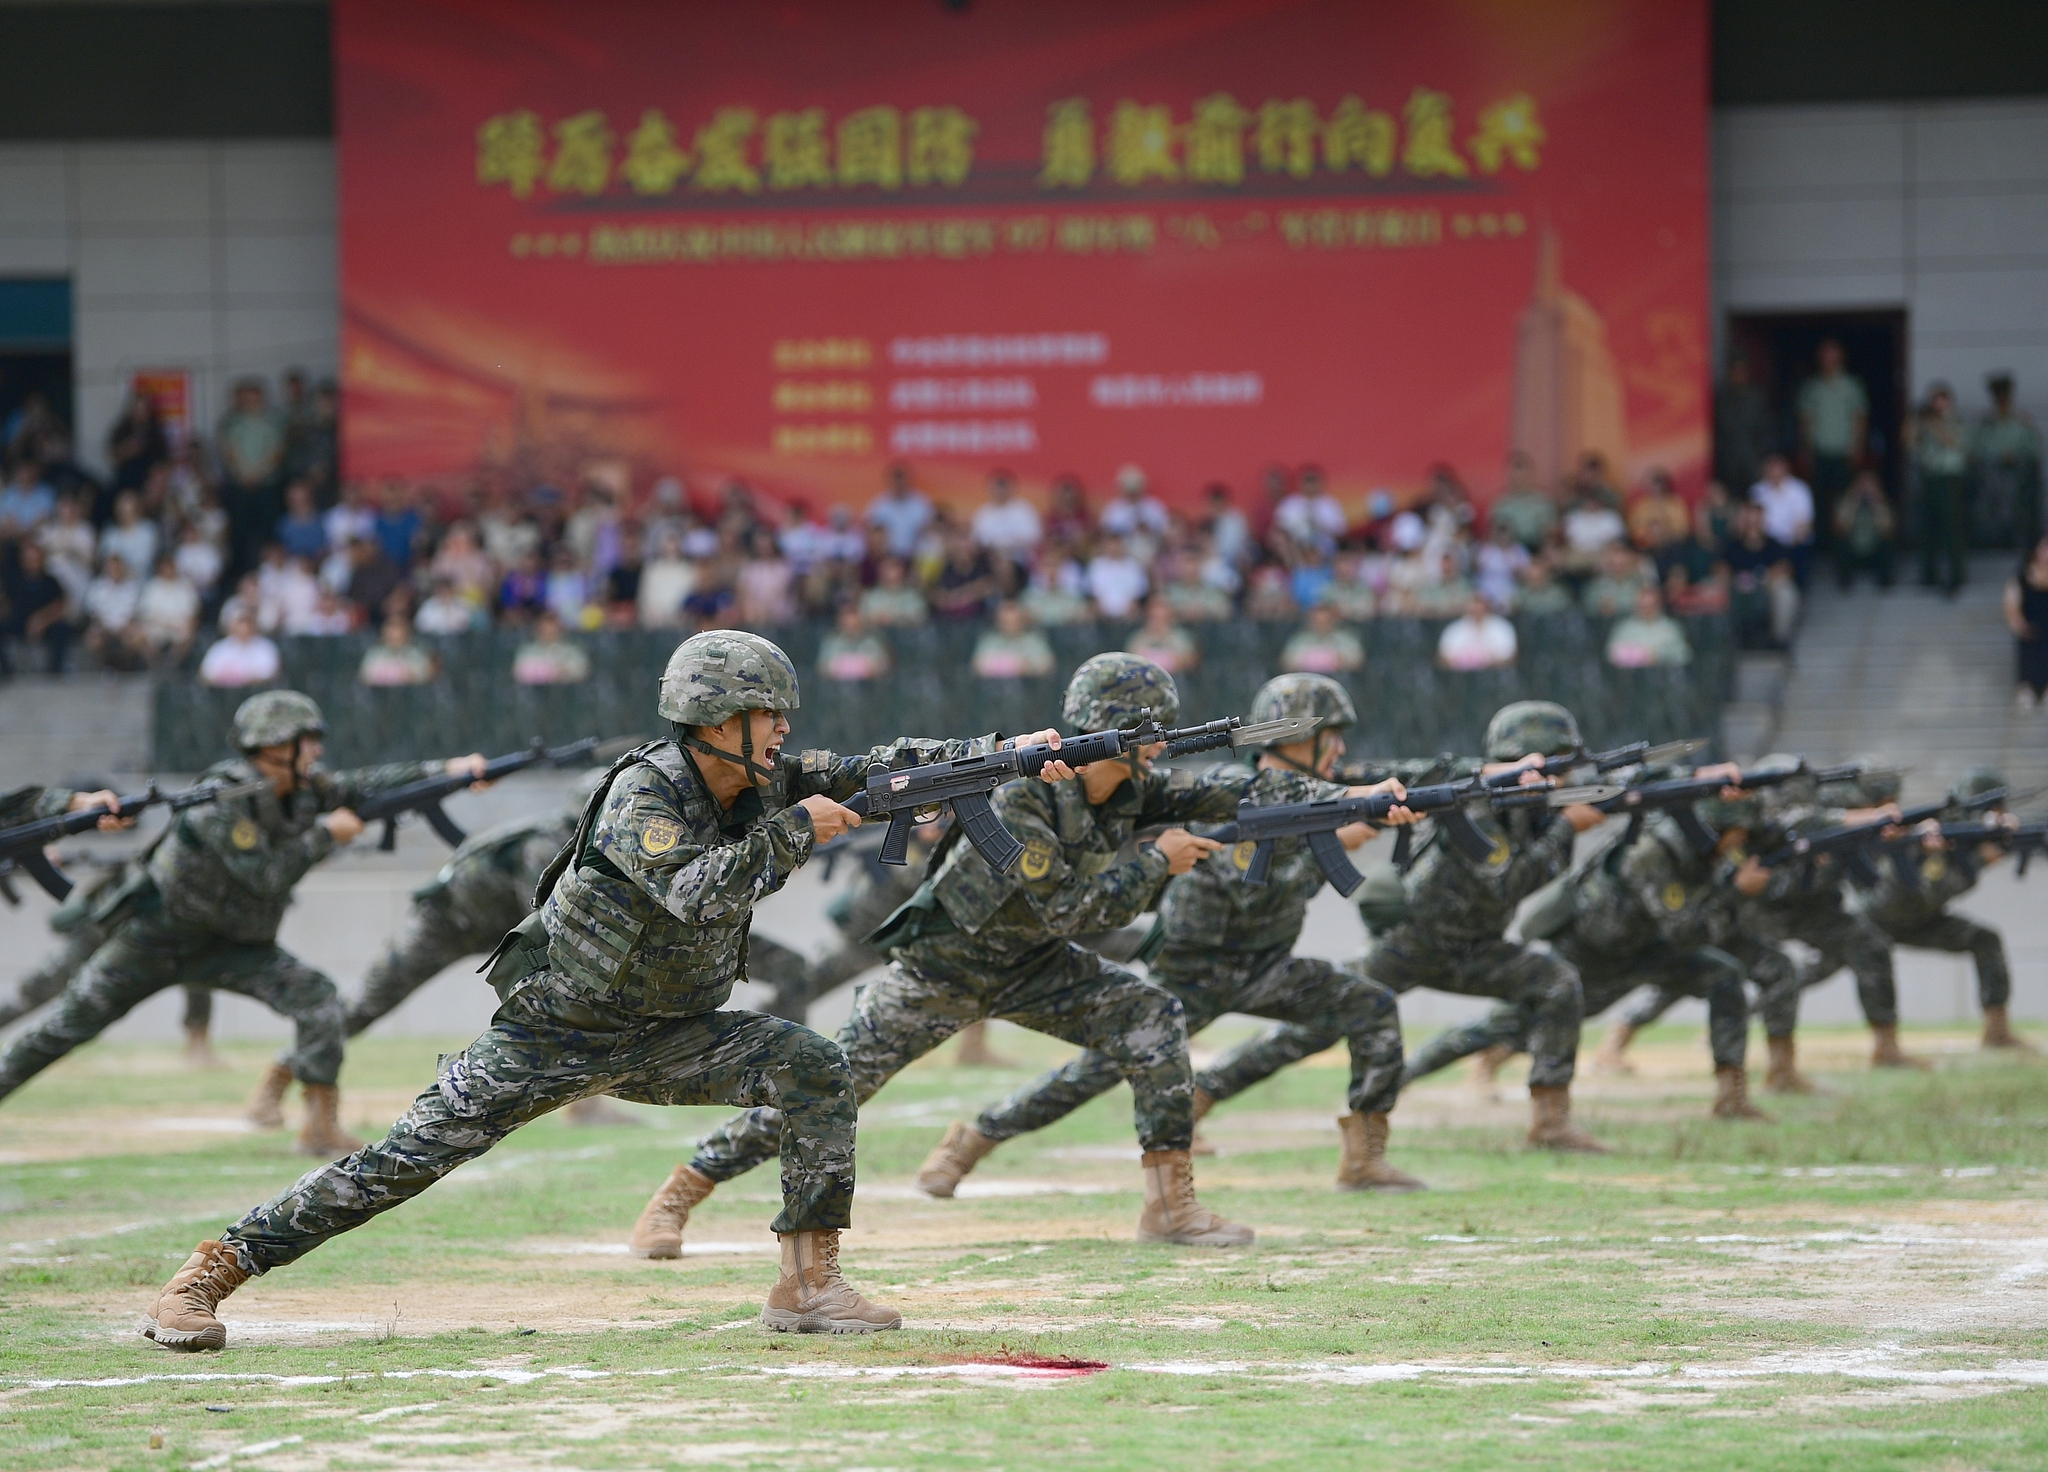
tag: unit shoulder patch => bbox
[1018,839,1056,880]
[230,819,261,851]
[640,816,681,856]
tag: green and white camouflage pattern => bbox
[0,785,74,827]
[1248,672,1357,736]
[1060,651,1180,730]
[657,631,801,727]
[231,690,327,750]
[1483,700,1582,761]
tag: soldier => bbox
[1852,767,2030,1052]
[0,692,480,1156]
[1410,786,1775,1119]
[913,673,1425,1197]
[141,632,1072,1349]
[632,652,1258,1256]
[1357,701,1611,1151]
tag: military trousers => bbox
[1616,934,1802,1039]
[346,892,519,1036]
[0,911,348,1099]
[1765,901,1900,1027]
[974,941,1404,1144]
[221,978,857,1273]
[1876,913,2009,1011]
[1362,930,1584,1089]
[691,931,1195,1183]
[0,924,105,1029]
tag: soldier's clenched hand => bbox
[1732,855,1768,896]
[1152,828,1224,875]
[66,789,133,831]
[798,794,862,844]
[321,808,366,844]
[445,753,491,789]
[1013,728,1076,783]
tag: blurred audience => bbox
[1280,603,1364,674]
[1437,593,1518,671]
[971,599,1056,679]
[511,610,591,685]
[358,614,439,686]
[1832,469,1897,591]
[198,607,281,687]
[1605,586,1693,668]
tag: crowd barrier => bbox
[152,613,1737,771]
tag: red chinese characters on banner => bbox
[334,0,1709,512]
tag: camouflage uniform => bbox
[0,746,440,1102]
[1854,846,2008,1012]
[688,656,1247,1183]
[762,832,925,1022]
[0,784,73,827]
[218,633,996,1272]
[973,763,1405,1141]
[0,864,220,1032]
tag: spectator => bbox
[257,545,319,634]
[1424,462,1477,539]
[1098,464,1169,564]
[565,481,623,581]
[1832,469,1896,590]
[817,603,893,681]
[279,368,314,482]
[1279,601,1364,673]
[0,458,56,539]
[970,599,1056,679]
[604,526,644,626]
[1488,451,1558,551]
[1289,543,1335,611]
[1084,534,1149,619]
[496,546,547,625]
[1605,586,1693,668]
[1560,481,1626,575]
[1409,551,1476,618]
[1273,463,1346,555]
[1749,452,1815,588]
[197,607,280,687]
[1043,474,1093,548]
[927,528,1000,621]
[373,481,425,573]
[1977,372,2043,551]
[135,553,200,663]
[428,520,494,608]
[344,535,402,625]
[1627,469,1691,553]
[681,552,736,626]
[1581,543,1654,618]
[638,529,695,629]
[99,489,160,577]
[1474,521,1530,610]
[541,544,595,628]
[1019,556,1092,627]
[358,614,439,686]
[215,377,288,578]
[1322,549,1380,621]
[2004,536,2048,708]
[415,577,480,636]
[301,586,355,636]
[36,491,95,608]
[106,391,169,493]
[2,541,72,673]
[1437,592,1519,671]
[1201,482,1251,565]
[1242,562,1298,621]
[1714,352,1774,496]
[970,470,1042,565]
[1194,529,1243,602]
[173,519,223,600]
[1571,451,1623,512]
[1662,556,1729,618]
[1723,501,1800,648]
[166,437,215,525]
[512,609,591,685]
[1155,547,1233,622]
[1908,382,1970,597]
[274,480,327,561]
[1695,478,1739,554]
[1128,596,1200,674]
[1512,555,1573,615]
[81,552,145,669]
[857,556,929,627]
[1796,337,1868,540]
[300,379,340,500]
[323,481,377,556]
[865,462,932,559]
[734,527,795,626]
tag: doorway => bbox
[1724,308,1908,534]
[0,278,74,457]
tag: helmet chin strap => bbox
[675,716,779,786]
[1266,727,1333,777]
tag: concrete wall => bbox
[1714,97,2048,419]
[0,139,336,474]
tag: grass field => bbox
[1,1020,2044,1470]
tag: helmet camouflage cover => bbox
[231,689,326,750]
[1250,673,1356,741]
[1826,754,1901,808]
[1062,652,1180,731]
[658,631,800,728]
[1483,700,1581,762]
[1951,765,2005,804]
[1698,791,1767,838]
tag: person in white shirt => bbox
[1084,534,1150,619]
[99,490,160,576]
[865,463,933,559]
[1273,463,1348,555]
[1473,523,1531,609]
[269,556,325,635]
[173,520,223,596]
[38,492,97,608]
[135,554,201,661]
[415,577,479,636]
[637,529,695,628]
[1436,593,1519,671]
[82,552,146,667]
[1201,482,1251,566]
[969,470,1043,565]
[1749,452,1816,586]
[1097,465,1171,564]
[198,608,282,687]
[322,481,377,553]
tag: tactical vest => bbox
[930,778,1138,937]
[538,742,756,1015]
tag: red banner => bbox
[334,0,1709,513]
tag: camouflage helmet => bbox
[1827,754,1900,808]
[657,631,800,728]
[1952,765,2006,804]
[1698,791,1766,838]
[1483,701,1581,762]
[1250,673,1356,741]
[1062,652,1180,732]
[231,690,326,750]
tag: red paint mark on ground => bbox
[959,1352,1110,1378]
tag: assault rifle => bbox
[354,734,642,852]
[1760,788,2010,887]
[0,776,265,901]
[1595,761,1867,855]
[840,715,1319,874]
[1199,779,1623,896]
[1547,737,1709,779]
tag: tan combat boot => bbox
[244,1061,294,1130]
[184,1025,227,1071]
[914,1121,998,1199]
[953,1020,1017,1068]
[1335,1111,1426,1191]
[1982,1006,2037,1052]
[1592,1022,1638,1076]
[561,1095,640,1126]
[1136,1150,1255,1246]
[294,1085,363,1158]
[1870,1024,1931,1071]
[760,1230,903,1333]
[142,1240,250,1351]
[1526,1085,1608,1153]
[1763,1034,1817,1094]
[1710,1065,1771,1121]
[629,1164,716,1259]
[1469,1043,1513,1096]
[1189,1086,1218,1158]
